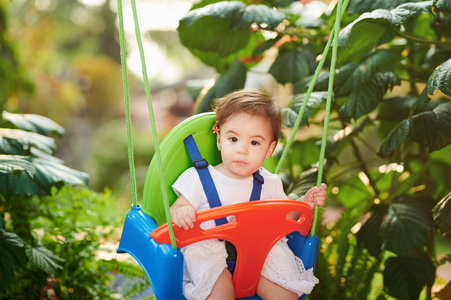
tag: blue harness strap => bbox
[183,135,263,226]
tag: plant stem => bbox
[340,118,380,197]
[391,26,451,49]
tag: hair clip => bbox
[212,126,220,135]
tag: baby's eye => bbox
[251,140,260,146]
[229,137,238,142]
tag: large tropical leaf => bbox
[356,204,388,258]
[283,91,329,128]
[32,157,89,193]
[25,243,64,275]
[338,1,432,65]
[178,1,285,71]
[269,45,317,84]
[195,60,247,113]
[335,173,372,209]
[377,119,412,158]
[0,154,34,176]
[0,156,88,198]
[348,0,422,14]
[378,102,451,157]
[380,195,434,257]
[411,102,451,152]
[186,25,266,73]
[316,50,400,119]
[0,163,38,198]
[0,230,27,288]
[436,0,451,11]
[383,255,436,300]
[377,96,421,121]
[340,72,400,120]
[0,128,56,155]
[432,193,451,234]
[2,111,64,136]
[418,59,451,104]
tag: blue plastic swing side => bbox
[117,205,185,300]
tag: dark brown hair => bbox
[213,89,282,143]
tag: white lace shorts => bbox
[181,238,318,300]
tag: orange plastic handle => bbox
[151,200,313,298]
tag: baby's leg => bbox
[206,268,234,300]
[256,275,298,300]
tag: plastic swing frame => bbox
[117,113,319,299]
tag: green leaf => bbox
[335,173,372,209]
[0,154,34,176]
[411,102,451,152]
[377,119,412,158]
[286,167,318,197]
[0,128,56,155]
[316,50,400,119]
[189,31,265,72]
[380,195,434,256]
[25,243,64,275]
[253,36,279,56]
[0,166,38,198]
[178,1,285,70]
[283,91,328,127]
[2,111,64,136]
[377,96,420,121]
[0,156,88,198]
[195,60,247,113]
[338,1,432,65]
[418,59,451,104]
[348,0,422,14]
[0,230,27,288]
[378,102,451,157]
[338,15,388,66]
[436,0,451,12]
[32,158,89,192]
[356,204,388,258]
[269,46,317,84]
[340,72,400,120]
[384,255,435,300]
[432,193,451,234]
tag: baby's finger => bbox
[188,207,196,223]
[172,214,182,228]
[178,216,191,230]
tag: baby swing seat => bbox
[117,112,319,299]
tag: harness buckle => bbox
[253,172,264,184]
[193,159,209,170]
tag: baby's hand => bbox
[301,183,327,209]
[171,205,196,230]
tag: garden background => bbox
[1,0,450,299]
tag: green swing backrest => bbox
[142,112,275,226]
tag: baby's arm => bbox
[170,195,197,230]
[287,183,327,220]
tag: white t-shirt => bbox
[172,166,288,212]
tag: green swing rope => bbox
[117,0,177,250]
[275,0,348,237]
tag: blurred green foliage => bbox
[0,1,149,298]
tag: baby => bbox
[170,89,327,300]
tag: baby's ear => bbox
[216,133,221,151]
[266,141,277,159]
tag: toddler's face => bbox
[216,113,276,179]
